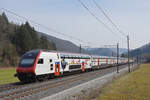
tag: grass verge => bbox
[98,64,150,100]
[0,68,19,85]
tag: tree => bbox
[40,35,49,49]
[1,43,18,66]
[2,12,8,24]
[0,13,8,41]
[50,42,56,50]
[39,35,56,50]
[12,24,33,55]
[24,22,39,49]
[0,12,57,67]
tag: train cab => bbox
[16,50,41,82]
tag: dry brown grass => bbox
[98,64,150,100]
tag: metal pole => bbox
[132,57,134,65]
[127,35,130,72]
[117,43,119,73]
[79,44,81,53]
[137,49,139,65]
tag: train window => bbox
[38,59,43,64]
[50,64,53,70]
[50,59,52,62]
[19,59,35,67]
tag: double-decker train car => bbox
[15,50,130,82]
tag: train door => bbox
[113,59,115,65]
[106,59,108,67]
[82,61,85,72]
[55,62,60,76]
[98,58,100,69]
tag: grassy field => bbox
[0,68,19,85]
[98,64,150,100]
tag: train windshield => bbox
[19,50,40,67]
[20,59,35,66]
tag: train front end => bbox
[15,50,41,82]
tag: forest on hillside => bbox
[0,12,56,67]
[130,43,150,62]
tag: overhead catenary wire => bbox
[77,0,121,39]
[1,8,93,45]
[0,8,110,49]
[0,8,122,49]
[92,0,127,37]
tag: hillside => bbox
[111,48,127,54]
[85,48,117,56]
[130,43,150,56]
[85,48,128,56]
[130,43,150,62]
[38,32,83,53]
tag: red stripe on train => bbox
[17,67,33,73]
[33,50,41,73]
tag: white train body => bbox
[16,50,130,82]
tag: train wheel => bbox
[36,76,44,82]
[18,76,30,83]
[18,76,25,82]
[51,74,55,79]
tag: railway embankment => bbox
[98,63,150,100]
[41,64,139,100]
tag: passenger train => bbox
[15,50,131,82]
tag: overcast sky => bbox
[1,0,150,49]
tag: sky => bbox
[1,0,150,49]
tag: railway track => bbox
[0,82,26,93]
[0,64,130,100]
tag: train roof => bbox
[26,49,128,59]
[27,49,90,56]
